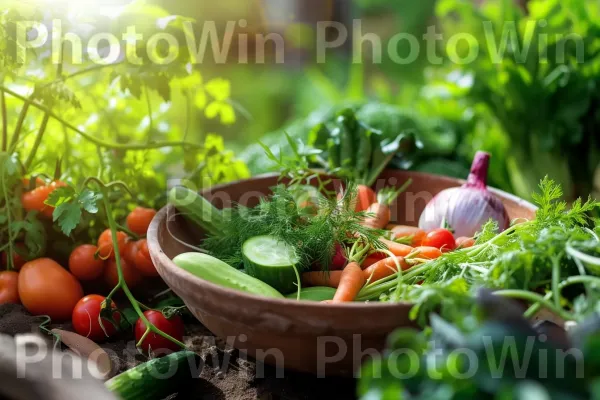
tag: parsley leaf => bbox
[45,186,100,236]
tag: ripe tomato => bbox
[422,229,456,252]
[104,258,142,289]
[69,245,104,281]
[122,240,138,267]
[455,237,476,249]
[18,258,84,320]
[135,310,184,355]
[1,243,27,270]
[72,295,120,341]
[21,181,67,219]
[21,177,45,189]
[132,239,158,277]
[97,229,128,260]
[0,271,20,304]
[390,225,427,246]
[126,207,157,236]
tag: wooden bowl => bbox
[147,170,536,376]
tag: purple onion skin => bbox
[418,152,510,237]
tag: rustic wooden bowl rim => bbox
[148,171,537,309]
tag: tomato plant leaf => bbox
[79,188,99,214]
[53,201,82,235]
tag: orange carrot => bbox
[332,262,366,302]
[361,255,381,269]
[356,185,377,212]
[412,246,443,260]
[378,238,414,257]
[390,225,426,246]
[362,203,391,229]
[302,271,343,288]
[363,256,409,283]
[455,237,476,249]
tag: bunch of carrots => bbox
[303,184,476,303]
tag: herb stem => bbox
[0,169,14,270]
[9,99,31,152]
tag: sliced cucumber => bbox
[285,286,337,302]
[242,235,300,294]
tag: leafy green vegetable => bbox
[359,177,600,324]
[359,291,600,400]
[45,186,100,236]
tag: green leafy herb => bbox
[45,186,100,236]
[202,184,383,270]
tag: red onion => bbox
[330,242,347,270]
[418,152,509,237]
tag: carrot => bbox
[362,202,391,229]
[361,255,381,269]
[390,225,426,246]
[356,185,377,212]
[412,246,443,260]
[363,256,409,283]
[455,237,476,249]
[302,271,343,288]
[332,262,366,302]
[377,238,413,257]
[361,180,412,230]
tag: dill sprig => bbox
[202,183,383,270]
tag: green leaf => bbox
[53,202,82,236]
[78,189,99,214]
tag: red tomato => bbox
[455,237,476,249]
[69,245,104,281]
[21,177,46,189]
[1,243,27,270]
[72,295,121,342]
[126,207,157,236]
[123,240,139,267]
[18,258,84,320]
[132,239,159,277]
[0,271,20,304]
[104,258,142,289]
[422,229,456,252]
[135,310,184,355]
[21,181,67,219]
[97,229,128,260]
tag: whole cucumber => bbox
[173,252,284,299]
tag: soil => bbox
[0,304,357,400]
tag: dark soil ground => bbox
[0,304,356,400]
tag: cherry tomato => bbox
[21,181,67,219]
[390,225,427,246]
[0,271,20,304]
[422,229,456,252]
[135,310,184,355]
[1,243,27,270]
[18,258,84,320]
[69,245,104,281]
[97,229,128,260]
[132,239,159,277]
[72,295,120,342]
[455,237,476,249]
[21,177,45,189]
[104,258,142,289]
[126,207,157,236]
[123,240,139,267]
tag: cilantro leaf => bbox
[46,186,100,236]
[78,189,100,214]
[53,202,82,236]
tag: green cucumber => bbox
[173,252,284,298]
[286,286,337,302]
[168,187,223,236]
[105,350,199,400]
[242,235,300,294]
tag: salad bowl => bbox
[147,170,536,376]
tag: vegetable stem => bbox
[98,182,187,351]
[0,86,203,151]
[9,100,30,152]
[23,113,50,170]
[494,289,574,321]
[1,90,7,152]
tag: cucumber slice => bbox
[242,235,300,294]
[286,286,337,302]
